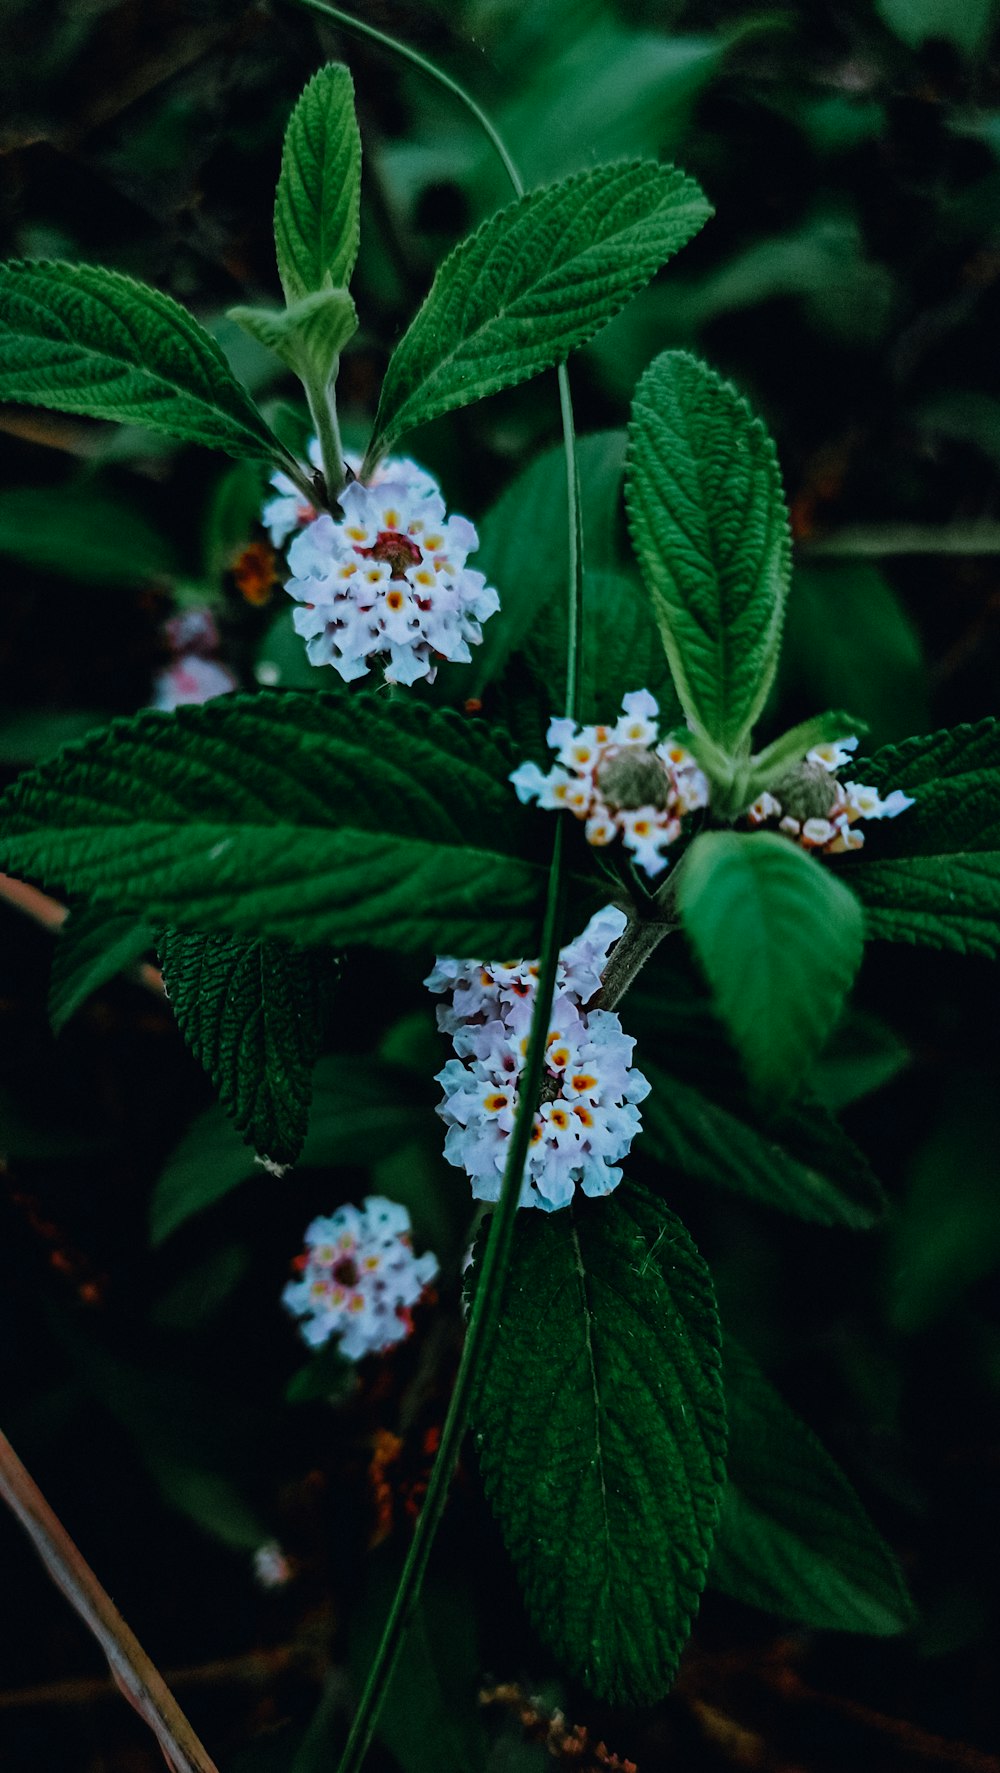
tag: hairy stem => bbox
[305,369,347,503]
[0,1429,220,1773]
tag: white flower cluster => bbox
[747,737,914,854]
[509,690,709,878]
[426,907,650,1213]
[282,1197,438,1360]
[264,447,500,687]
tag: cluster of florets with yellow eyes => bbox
[426,907,650,1212]
[746,737,914,854]
[281,1198,438,1359]
[263,449,499,687]
[509,690,709,878]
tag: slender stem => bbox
[0,1429,220,1773]
[557,365,583,720]
[334,823,567,1773]
[288,0,525,200]
[305,368,347,503]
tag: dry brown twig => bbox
[0,1427,219,1773]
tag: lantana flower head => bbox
[746,737,915,855]
[426,906,650,1213]
[281,1197,438,1360]
[509,690,709,878]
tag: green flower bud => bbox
[595,745,672,811]
[770,761,840,822]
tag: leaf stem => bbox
[333,822,567,1773]
[304,368,347,503]
[0,1428,220,1773]
[558,365,583,721]
[288,0,525,201]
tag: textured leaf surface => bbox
[470,1182,727,1704]
[626,350,792,751]
[367,161,711,462]
[275,64,362,303]
[838,719,1000,956]
[150,1054,429,1243]
[0,260,286,462]
[641,1062,885,1228]
[49,907,153,1033]
[158,929,339,1164]
[0,692,551,956]
[678,831,864,1100]
[711,1340,915,1634]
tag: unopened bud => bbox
[771,761,840,822]
[595,746,672,811]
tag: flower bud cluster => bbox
[746,737,914,854]
[509,690,709,878]
[281,1197,438,1360]
[265,448,500,687]
[426,907,650,1212]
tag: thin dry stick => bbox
[0,1428,220,1773]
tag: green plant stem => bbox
[289,0,525,200]
[333,822,567,1773]
[558,364,583,719]
[304,369,347,502]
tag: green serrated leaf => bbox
[229,289,358,390]
[641,1062,885,1228]
[150,1056,434,1244]
[0,691,556,956]
[0,260,289,464]
[49,906,153,1033]
[677,831,864,1101]
[471,1181,727,1704]
[275,64,362,304]
[711,1339,915,1634]
[836,719,1000,957]
[0,484,178,586]
[367,161,711,465]
[158,929,339,1165]
[626,350,792,753]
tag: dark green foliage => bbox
[158,928,339,1164]
[711,1340,915,1634]
[840,720,1000,956]
[0,692,556,955]
[641,1062,886,1228]
[0,261,287,462]
[49,906,153,1033]
[470,1181,727,1704]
